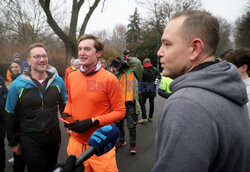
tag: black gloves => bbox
[67,118,99,133]
[56,155,84,172]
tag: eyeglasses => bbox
[32,55,48,59]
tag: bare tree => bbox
[94,29,111,46]
[38,0,104,65]
[133,0,201,68]
[216,17,233,57]
[110,24,127,54]
[0,0,51,45]
[137,0,201,27]
[234,1,250,48]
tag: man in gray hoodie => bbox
[152,10,250,172]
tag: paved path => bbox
[4,96,167,172]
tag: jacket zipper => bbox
[41,97,45,130]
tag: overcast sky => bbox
[83,0,248,33]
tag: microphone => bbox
[75,125,120,166]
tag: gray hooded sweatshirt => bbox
[152,61,250,172]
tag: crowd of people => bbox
[0,9,250,172]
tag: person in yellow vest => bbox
[158,76,173,99]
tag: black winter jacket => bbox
[0,75,8,140]
[5,72,67,146]
[140,64,160,98]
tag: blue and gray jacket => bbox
[5,72,67,146]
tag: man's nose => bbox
[157,46,163,58]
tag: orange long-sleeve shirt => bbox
[64,66,75,91]
[64,68,126,144]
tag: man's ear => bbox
[27,58,31,66]
[241,64,248,73]
[97,50,103,58]
[189,38,204,61]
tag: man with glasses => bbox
[5,43,67,172]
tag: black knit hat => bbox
[12,53,21,59]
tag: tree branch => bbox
[77,0,85,11]
[79,0,101,37]
[39,0,70,44]
[68,0,80,45]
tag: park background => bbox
[0,0,249,79]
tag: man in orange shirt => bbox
[63,34,125,172]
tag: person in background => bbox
[10,60,22,81]
[64,58,80,91]
[6,53,22,82]
[115,50,143,155]
[100,59,111,72]
[64,57,76,92]
[5,43,67,172]
[158,76,173,99]
[224,47,250,119]
[152,10,250,172]
[0,74,8,172]
[138,58,160,124]
[21,59,31,75]
[73,59,81,70]
[64,34,125,172]
[9,60,26,172]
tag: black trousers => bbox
[116,101,138,146]
[140,96,155,119]
[20,130,61,172]
[0,139,5,172]
[13,153,25,172]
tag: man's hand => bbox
[67,119,94,133]
[66,128,72,136]
[11,143,21,155]
[54,155,84,172]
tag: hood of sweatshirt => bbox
[170,61,248,105]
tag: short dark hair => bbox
[26,43,48,58]
[224,47,250,72]
[78,34,104,52]
[172,10,220,55]
[220,49,233,60]
[11,60,22,67]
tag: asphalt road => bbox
[4,95,167,172]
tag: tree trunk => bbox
[65,42,77,67]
